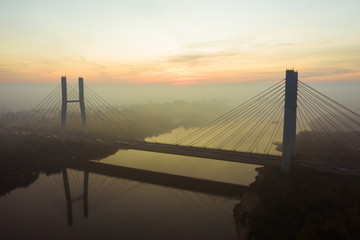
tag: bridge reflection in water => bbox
[0,159,244,239]
[0,152,248,240]
[62,159,248,227]
[0,131,256,239]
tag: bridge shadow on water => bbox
[1,147,248,200]
[68,160,248,198]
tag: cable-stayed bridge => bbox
[9,70,360,174]
[3,70,360,231]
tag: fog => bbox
[0,82,264,111]
[1,81,360,112]
[1,81,360,151]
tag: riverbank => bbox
[0,133,119,174]
[234,166,360,239]
[0,133,119,196]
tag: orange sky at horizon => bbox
[1,0,360,85]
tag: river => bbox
[0,129,260,240]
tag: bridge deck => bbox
[121,141,282,167]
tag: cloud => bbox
[1,32,360,84]
[166,51,239,63]
[302,69,356,79]
[184,40,232,49]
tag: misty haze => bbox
[2,0,360,239]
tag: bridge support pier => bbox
[282,70,298,173]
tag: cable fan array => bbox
[82,84,154,141]
[296,80,360,164]
[176,78,360,164]
[177,80,286,155]
[18,82,153,141]
[19,84,62,133]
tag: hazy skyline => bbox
[1,0,360,84]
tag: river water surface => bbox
[0,130,260,240]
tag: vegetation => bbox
[295,130,360,165]
[0,133,118,196]
[0,133,65,174]
[0,133,119,173]
[244,166,360,240]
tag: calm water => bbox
[0,148,259,240]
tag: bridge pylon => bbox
[282,69,298,173]
[60,77,88,142]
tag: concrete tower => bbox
[60,77,88,142]
[282,70,298,173]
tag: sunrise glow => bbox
[1,0,359,84]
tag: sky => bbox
[1,0,360,85]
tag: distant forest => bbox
[0,100,229,140]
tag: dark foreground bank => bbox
[0,133,118,196]
[234,166,360,240]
